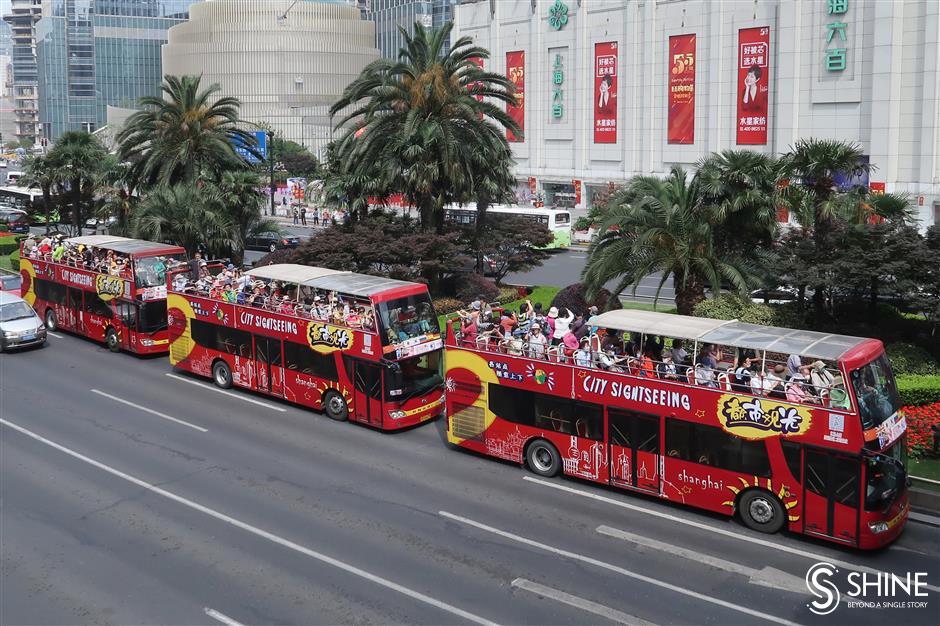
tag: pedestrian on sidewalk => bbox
[292,206,299,225]
[312,209,320,226]
[300,206,307,226]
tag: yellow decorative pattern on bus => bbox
[19,258,36,306]
[444,348,500,445]
[167,293,196,365]
[306,321,354,353]
[717,394,812,440]
[95,274,124,301]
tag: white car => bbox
[0,291,47,351]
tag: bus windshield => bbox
[864,438,906,511]
[378,294,440,346]
[851,354,901,430]
[386,351,443,401]
[136,254,187,288]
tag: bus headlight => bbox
[140,339,154,346]
[389,410,406,420]
[868,521,889,534]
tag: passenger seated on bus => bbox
[561,323,580,360]
[732,356,754,392]
[694,362,718,388]
[638,348,657,378]
[657,351,679,380]
[786,376,815,404]
[573,337,592,368]
[221,282,238,304]
[278,295,295,316]
[527,323,547,358]
[764,364,787,399]
[809,360,836,399]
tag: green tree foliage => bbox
[214,170,280,264]
[329,22,518,233]
[550,282,622,315]
[44,131,109,234]
[469,214,552,283]
[583,167,760,315]
[20,154,64,233]
[117,75,256,189]
[273,138,320,180]
[130,184,238,258]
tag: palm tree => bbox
[330,22,519,232]
[583,167,758,315]
[779,138,873,316]
[116,75,255,189]
[467,141,516,273]
[46,131,108,234]
[215,170,280,264]
[130,184,237,258]
[20,155,63,234]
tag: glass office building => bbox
[36,0,195,141]
[367,0,454,60]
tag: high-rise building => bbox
[367,0,453,60]
[162,0,380,157]
[2,0,41,144]
[35,0,196,142]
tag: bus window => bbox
[571,401,603,440]
[378,294,440,345]
[135,253,187,288]
[386,351,443,401]
[554,212,570,225]
[488,384,535,426]
[667,419,770,475]
[191,318,251,356]
[284,341,339,380]
[850,354,901,430]
[781,440,802,482]
[67,287,83,311]
[138,301,168,333]
[115,301,137,331]
[35,278,66,305]
[83,291,113,319]
[534,394,573,434]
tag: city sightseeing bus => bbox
[20,235,187,354]
[444,204,572,249]
[167,264,444,429]
[444,309,908,549]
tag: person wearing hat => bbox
[764,364,787,399]
[545,306,559,338]
[527,322,547,359]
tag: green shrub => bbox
[457,273,500,304]
[896,374,940,407]
[886,342,940,376]
[7,249,19,272]
[692,294,775,325]
[0,236,21,256]
[550,282,623,315]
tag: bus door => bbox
[803,448,860,545]
[66,287,84,333]
[608,409,661,493]
[351,360,384,427]
[115,301,136,350]
[253,335,284,397]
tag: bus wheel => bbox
[105,328,120,352]
[44,309,57,331]
[739,489,786,534]
[212,360,233,389]
[322,391,348,422]
[526,439,562,477]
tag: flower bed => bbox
[901,402,940,459]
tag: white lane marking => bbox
[0,419,497,626]
[523,476,940,593]
[90,389,208,433]
[569,255,587,259]
[204,608,245,626]
[511,578,657,626]
[596,525,807,596]
[909,511,940,527]
[165,373,286,412]
[440,511,801,626]
[46,331,64,339]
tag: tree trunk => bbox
[72,177,82,235]
[474,193,490,274]
[811,207,831,320]
[674,274,705,316]
[419,193,434,232]
[42,183,52,235]
[869,277,879,317]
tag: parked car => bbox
[0,291,46,351]
[750,287,801,305]
[245,231,300,252]
[0,273,23,296]
[84,215,118,230]
[0,208,31,234]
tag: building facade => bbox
[2,0,41,144]
[161,0,380,157]
[368,0,453,59]
[453,0,940,229]
[35,0,195,142]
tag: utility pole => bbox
[268,130,276,217]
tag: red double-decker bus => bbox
[444,309,908,549]
[167,263,444,429]
[20,235,187,354]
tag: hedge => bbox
[886,342,940,376]
[896,374,940,407]
[0,235,22,256]
[8,249,20,272]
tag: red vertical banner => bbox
[468,57,484,101]
[593,42,618,144]
[667,34,696,144]
[573,180,582,205]
[736,27,770,145]
[506,51,525,142]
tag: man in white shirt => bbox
[527,324,547,359]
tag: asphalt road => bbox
[2,332,938,625]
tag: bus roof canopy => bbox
[66,235,184,257]
[246,264,419,298]
[590,309,869,361]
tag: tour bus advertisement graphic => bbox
[594,41,618,144]
[444,340,909,551]
[668,33,696,145]
[737,26,771,145]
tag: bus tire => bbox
[105,328,120,352]
[212,360,233,389]
[739,489,786,534]
[526,439,562,477]
[322,390,348,422]
[44,309,57,331]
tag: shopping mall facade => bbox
[452,0,940,229]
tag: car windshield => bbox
[865,438,907,511]
[378,293,440,347]
[0,301,36,322]
[386,351,443,402]
[1,275,22,290]
[135,253,187,288]
[851,354,902,430]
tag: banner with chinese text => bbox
[667,34,696,144]
[506,51,525,142]
[736,27,770,145]
[593,42,618,144]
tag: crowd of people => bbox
[172,255,376,331]
[455,299,845,408]
[21,234,183,283]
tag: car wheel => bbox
[322,390,348,421]
[739,489,786,534]
[526,439,562,477]
[212,360,233,389]
[105,328,120,352]
[269,243,277,253]
[44,309,57,331]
